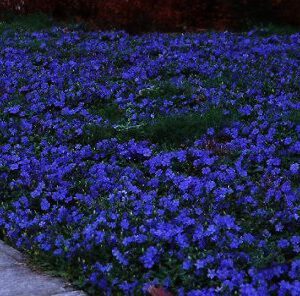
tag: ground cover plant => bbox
[0,24,299,295]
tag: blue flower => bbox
[6,105,20,114]
[40,198,50,211]
[290,163,299,174]
[140,246,159,268]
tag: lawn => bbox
[0,18,300,295]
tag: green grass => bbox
[289,109,300,124]
[251,23,300,36]
[88,102,125,123]
[139,80,194,100]
[0,13,53,33]
[82,107,238,148]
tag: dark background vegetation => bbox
[0,0,299,32]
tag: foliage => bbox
[83,107,236,148]
[0,13,53,32]
[0,25,300,295]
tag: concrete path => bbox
[0,241,86,296]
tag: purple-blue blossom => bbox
[0,27,299,295]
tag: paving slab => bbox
[0,241,86,296]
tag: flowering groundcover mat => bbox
[0,27,300,295]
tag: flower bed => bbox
[0,27,300,295]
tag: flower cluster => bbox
[0,27,299,295]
